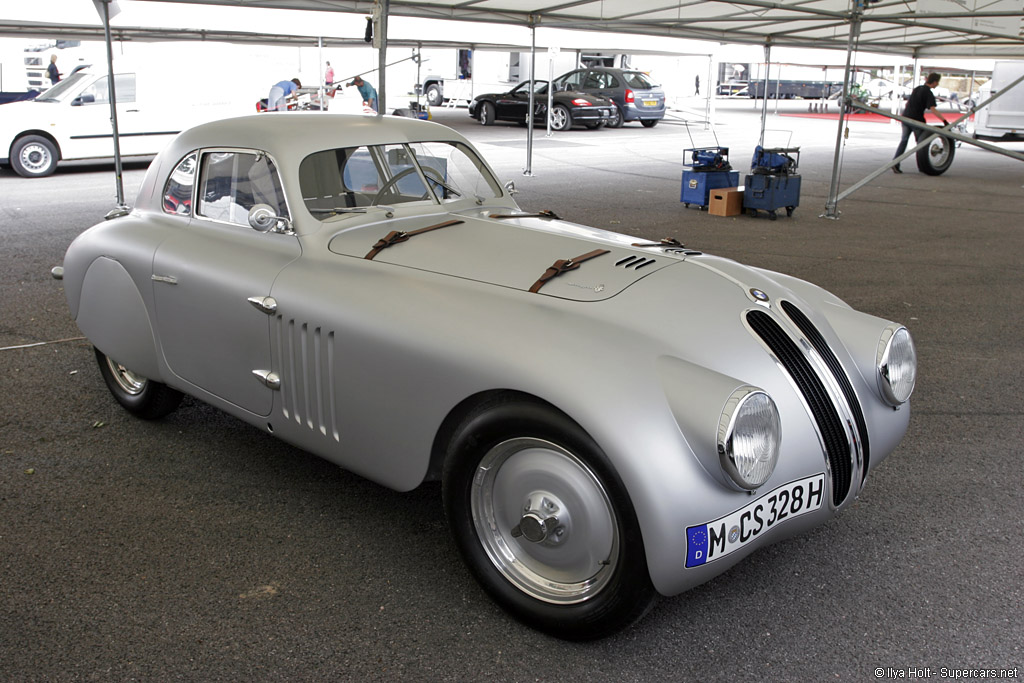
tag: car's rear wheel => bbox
[479,101,495,126]
[442,396,656,640]
[95,348,183,419]
[550,105,572,131]
[916,132,955,175]
[606,106,624,128]
[641,119,659,128]
[11,135,59,178]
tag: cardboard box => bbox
[708,187,744,217]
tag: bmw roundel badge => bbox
[750,288,769,302]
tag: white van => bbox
[974,61,1024,141]
[1,65,233,177]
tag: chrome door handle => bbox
[152,274,178,285]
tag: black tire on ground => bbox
[95,348,183,420]
[916,133,955,176]
[425,84,443,107]
[550,104,573,131]
[641,119,659,128]
[11,135,59,178]
[606,106,624,128]
[584,121,605,129]
[442,394,657,641]
[479,101,495,126]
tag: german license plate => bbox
[643,99,658,106]
[685,473,826,568]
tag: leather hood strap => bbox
[529,248,610,294]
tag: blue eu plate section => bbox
[681,170,739,208]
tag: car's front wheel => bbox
[11,135,59,178]
[425,84,443,107]
[479,101,495,126]
[442,396,656,640]
[95,348,183,419]
[549,105,572,131]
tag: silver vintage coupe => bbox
[58,114,916,639]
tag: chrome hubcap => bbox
[471,437,618,604]
[106,356,147,395]
[20,144,51,173]
[552,110,567,129]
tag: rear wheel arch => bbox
[75,256,163,382]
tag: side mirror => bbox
[503,180,519,196]
[71,94,96,106]
[248,204,293,234]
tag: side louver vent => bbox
[615,255,657,270]
[780,301,870,479]
[746,309,852,506]
[273,316,341,442]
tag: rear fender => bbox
[76,256,161,380]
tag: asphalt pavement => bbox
[1,100,1022,681]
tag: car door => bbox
[152,148,301,416]
[496,82,532,122]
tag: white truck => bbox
[418,48,582,106]
[974,60,1024,141]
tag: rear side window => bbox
[162,152,197,216]
[622,72,654,89]
[197,151,289,227]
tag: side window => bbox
[583,72,604,89]
[162,152,197,216]
[80,73,136,104]
[604,74,621,89]
[556,70,584,91]
[197,151,289,227]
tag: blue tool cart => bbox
[681,147,739,208]
[743,146,801,220]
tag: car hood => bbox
[327,208,688,301]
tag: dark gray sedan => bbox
[552,67,666,128]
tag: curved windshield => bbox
[300,140,502,219]
[35,72,91,102]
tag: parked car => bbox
[468,79,615,130]
[551,67,666,127]
[56,113,916,640]
[0,65,234,178]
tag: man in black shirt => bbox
[892,72,949,173]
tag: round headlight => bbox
[877,325,917,406]
[718,388,781,490]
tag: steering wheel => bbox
[370,166,448,206]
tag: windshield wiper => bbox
[309,205,397,218]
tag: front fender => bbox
[75,256,161,381]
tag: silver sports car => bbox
[57,114,916,640]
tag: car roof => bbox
[166,113,468,163]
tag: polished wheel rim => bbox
[928,138,951,165]
[481,105,490,124]
[19,143,51,174]
[551,109,568,130]
[471,437,618,604]
[106,356,147,395]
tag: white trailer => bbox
[974,61,1024,140]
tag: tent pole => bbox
[759,42,771,147]
[99,0,125,209]
[377,0,389,115]
[524,21,536,176]
[822,1,863,219]
[318,37,324,111]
